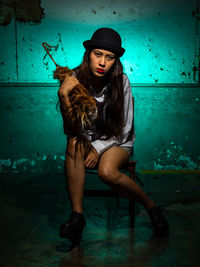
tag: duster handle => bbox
[42,42,58,67]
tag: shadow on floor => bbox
[0,172,200,266]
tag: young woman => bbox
[57,28,169,246]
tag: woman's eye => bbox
[94,52,101,56]
[107,56,115,61]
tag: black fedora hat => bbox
[83,28,125,57]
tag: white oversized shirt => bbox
[84,74,135,155]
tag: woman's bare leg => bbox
[98,146,155,210]
[58,138,88,247]
[65,138,86,213]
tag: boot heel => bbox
[59,212,86,244]
[147,206,169,237]
[68,224,85,245]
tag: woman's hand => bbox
[85,148,99,168]
[57,76,79,97]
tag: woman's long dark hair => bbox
[74,49,125,140]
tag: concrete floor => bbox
[0,171,200,267]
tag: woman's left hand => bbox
[85,148,99,168]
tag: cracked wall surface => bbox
[0,0,199,83]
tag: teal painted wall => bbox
[0,84,200,173]
[0,0,200,173]
[0,0,199,83]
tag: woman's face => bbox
[89,49,116,77]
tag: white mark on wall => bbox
[42,155,47,160]
[17,158,27,164]
[179,155,198,169]
[30,160,35,166]
[12,161,17,169]
[0,159,12,167]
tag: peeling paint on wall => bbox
[153,142,200,170]
[0,154,66,173]
[0,0,44,26]
[1,149,200,173]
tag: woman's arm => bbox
[58,76,79,113]
[57,76,79,107]
[57,76,80,134]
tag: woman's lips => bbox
[96,68,105,73]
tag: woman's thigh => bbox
[98,146,129,179]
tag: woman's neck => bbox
[91,75,107,93]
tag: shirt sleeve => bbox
[91,74,135,155]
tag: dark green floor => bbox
[0,172,200,266]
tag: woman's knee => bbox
[98,165,120,185]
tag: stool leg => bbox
[129,169,135,228]
[116,196,120,206]
[129,199,135,228]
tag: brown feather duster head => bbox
[54,66,98,129]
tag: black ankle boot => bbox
[147,206,169,237]
[59,212,86,245]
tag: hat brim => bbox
[83,40,125,57]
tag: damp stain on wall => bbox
[0,0,44,26]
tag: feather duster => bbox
[42,42,98,153]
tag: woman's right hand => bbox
[58,76,79,97]
[85,148,99,168]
